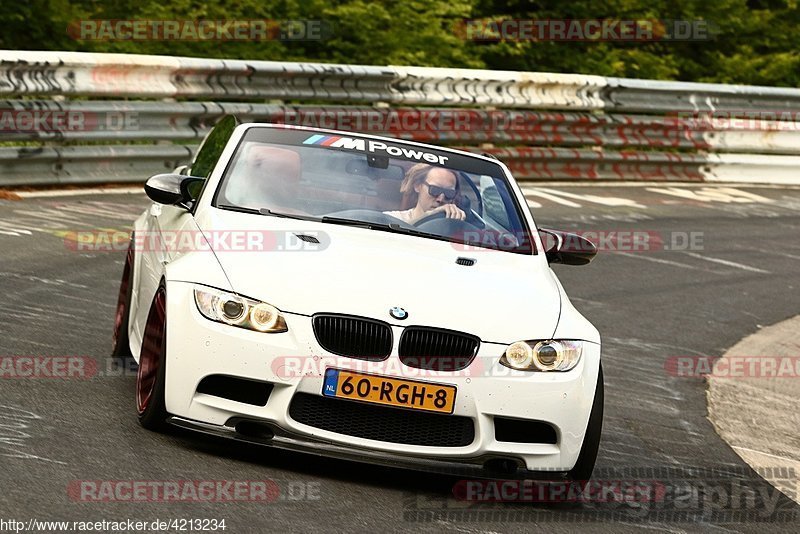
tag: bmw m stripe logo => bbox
[303,134,342,146]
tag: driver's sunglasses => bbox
[424,182,458,200]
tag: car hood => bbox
[194,209,560,343]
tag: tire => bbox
[136,284,170,432]
[566,362,604,485]
[111,237,135,362]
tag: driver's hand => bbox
[433,204,466,220]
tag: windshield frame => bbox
[209,124,537,255]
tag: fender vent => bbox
[455,257,476,266]
[294,234,320,244]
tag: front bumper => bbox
[163,281,601,474]
[170,415,565,479]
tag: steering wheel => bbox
[413,210,448,226]
[414,209,486,229]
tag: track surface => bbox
[1,184,800,532]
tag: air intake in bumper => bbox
[289,393,475,447]
[494,416,558,444]
[196,375,273,406]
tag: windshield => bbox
[213,127,534,254]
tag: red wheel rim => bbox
[112,244,133,348]
[137,287,165,414]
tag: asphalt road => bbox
[1,183,799,533]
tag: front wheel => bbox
[136,285,170,432]
[111,237,135,361]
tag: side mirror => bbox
[144,173,205,208]
[539,228,597,265]
[180,176,205,203]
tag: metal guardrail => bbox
[0,102,703,146]
[0,145,192,187]
[7,101,800,153]
[604,77,800,113]
[2,50,800,186]
[0,51,605,108]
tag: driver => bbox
[384,163,465,224]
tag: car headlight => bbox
[194,286,287,333]
[500,340,583,372]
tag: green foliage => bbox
[191,115,238,178]
[2,0,799,86]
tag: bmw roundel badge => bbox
[389,307,408,320]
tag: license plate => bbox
[322,369,456,414]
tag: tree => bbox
[2,0,800,87]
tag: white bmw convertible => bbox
[112,117,603,482]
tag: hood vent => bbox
[455,257,476,266]
[294,233,320,244]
